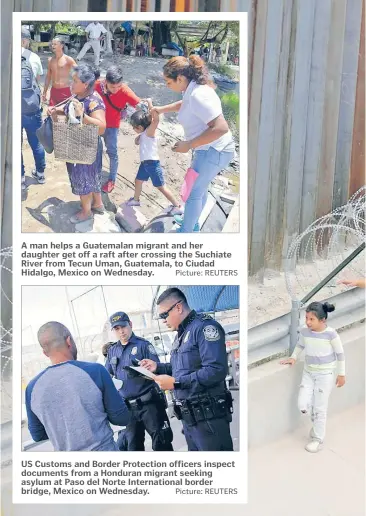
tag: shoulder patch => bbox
[131,346,138,355]
[148,344,157,355]
[203,324,220,341]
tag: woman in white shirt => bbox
[152,56,235,233]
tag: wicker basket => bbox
[53,117,99,165]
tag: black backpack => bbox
[21,50,41,115]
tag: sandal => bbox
[70,213,94,224]
[92,205,105,215]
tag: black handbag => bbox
[36,115,53,154]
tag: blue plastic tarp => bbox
[121,22,133,34]
[176,286,239,313]
[166,42,184,56]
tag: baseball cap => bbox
[109,311,131,329]
[21,27,31,40]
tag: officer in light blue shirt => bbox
[105,311,173,451]
[140,288,233,451]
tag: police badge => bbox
[131,346,138,355]
[203,325,220,341]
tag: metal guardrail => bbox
[248,288,365,367]
[288,243,365,353]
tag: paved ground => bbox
[2,404,363,515]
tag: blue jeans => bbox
[102,127,118,182]
[136,160,165,187]
[181,147,235,232]
[21,110,46,177]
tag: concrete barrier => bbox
[248,323,365,447]
[248,287,365,366]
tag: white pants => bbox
[298,369,335,442]
[77,40,101,65]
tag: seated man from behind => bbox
[25,321,130,451]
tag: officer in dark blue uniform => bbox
[105,311,173,451]
[140,288,233,451]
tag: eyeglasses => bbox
[158,300,182,320]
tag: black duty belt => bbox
[173,391,233,426]
[125,388,167,411]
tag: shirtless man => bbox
[42,37,76,106]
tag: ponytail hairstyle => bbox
[163,55,210,85]
[93,67,101,81]
[73,63,100,90]
[130,109,152,130]
[306,301,335,320]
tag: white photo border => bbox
[13,10,248,505]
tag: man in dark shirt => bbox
[140,288,233,451]
[105,311,173,451]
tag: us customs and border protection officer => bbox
[105,311,173,451]
[140,288,234,451]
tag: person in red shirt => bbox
[95,66,141,193]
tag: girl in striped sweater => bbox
[281,302,346,453]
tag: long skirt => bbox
[66,138,103,196]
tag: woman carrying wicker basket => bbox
[48,63,106,224]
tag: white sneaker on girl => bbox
[305,440,322,453]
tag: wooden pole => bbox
[349,0,365,195]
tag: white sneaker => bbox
[305,439,322,453]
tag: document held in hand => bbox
[124,365,157,381]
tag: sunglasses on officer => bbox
[158,300,182,320]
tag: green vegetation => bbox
[54,22,84,35]
[171,21,239,57]
[218,91,240,138]
[22,21,85,37]
[209,63,238,80]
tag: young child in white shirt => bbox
[281,301,346,453]
[126,100,182,215]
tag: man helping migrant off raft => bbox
[22,34,235,232]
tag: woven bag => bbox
[53,114,99,165]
